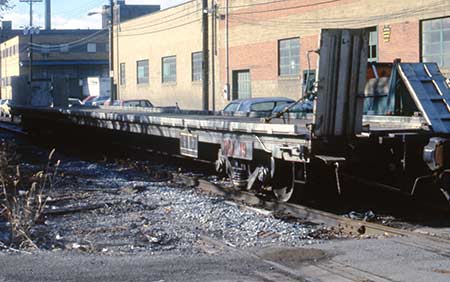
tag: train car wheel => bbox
[272,161,295,202]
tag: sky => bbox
[0,0,188,29]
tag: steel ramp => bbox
[398,63,450,133]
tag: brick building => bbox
[113,0,450,110]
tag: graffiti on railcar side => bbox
[222,138,253,160]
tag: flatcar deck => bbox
[16,105,426,137]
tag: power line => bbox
[120,8,200,32]
[228,3,449,27]
[229,0,342,16]
[219,0,305,10]
[30,29,107,49]
[119,17,201,37]
[121,2,199,29]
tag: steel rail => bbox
[174,176,450,257]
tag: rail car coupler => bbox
[423,137,449,172]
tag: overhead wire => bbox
[219,0,326,10]
[227,0,342,15]
[120,8,201,32]
[30,29,107,50]
[119,17,201,37]
[120,2,200,29]
[227,3,449,29]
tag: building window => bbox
[41,44,50,54]
[278,38,300,76]
[191,52,203,81]
[422,17,450,68]
[120,63,126,85]
[60,44,69,53]
[87,43,97,53]
[368,27,378,62]
[136,59,149,84]
[303,70,316,94]
[162,56,177,83]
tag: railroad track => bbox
[0,119,26,135]
[174,174,450,257]
[1,120,448,242]
[1,120,449,258]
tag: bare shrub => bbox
[0,143,60,249]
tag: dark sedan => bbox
[222,97,295,114]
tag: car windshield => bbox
[142,100,153,107]
[223,103,240,112]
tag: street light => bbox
[87,12,99,16]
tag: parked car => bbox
[103,99,113,106]
[82,95,97,106]
[271,98,314,115]
[222,97,295,113]
[112,99,154,108]
[91,96,110,106]
[68,98,82,108]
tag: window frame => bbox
[120,62,126,86]
[250,102,276,112]
[87,43,97,53]
[60,44,69,53]
[223,102,240,112]
[278,37,300,77]
[41,44,50,54]
[420,16,450,69]
[136,59,149,85]
[191,51,203,82]
[162,55,177,83]
[368,26,378,63]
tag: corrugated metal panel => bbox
[314,29,369,137]
[398,63,450,133]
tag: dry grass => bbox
[0,142,60,249]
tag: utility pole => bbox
[109,0,115,102]
[19,0,42,85]
[45,0,51,30]
[225,0,230,100]
[211,0,216,111]
[29,0,33,84]
[202,0,209,111]
[115,2,120,100]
